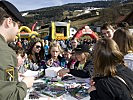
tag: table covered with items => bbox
[25,75,91,100]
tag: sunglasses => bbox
[36,45,41,49]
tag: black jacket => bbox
[69,59,94,78]
[90,65,133,100]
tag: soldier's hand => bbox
[22,76,35,88]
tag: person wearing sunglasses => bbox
[26,37,45,71]
[0,1,34,100]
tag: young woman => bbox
[26,38,44,71]
[58,44,94,78]
[88,38,133,100]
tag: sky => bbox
[7,0,98,11]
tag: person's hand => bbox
[57,69,70,77]
[88,79,96,93]
[90,79,95,86]
[46,58,53,66]
[88,86,96,93]
[22,76,34,88]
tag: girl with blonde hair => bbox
[45,41,66,68]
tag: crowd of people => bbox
[0,0,133,100]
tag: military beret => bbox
[0,0,25,23]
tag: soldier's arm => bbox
[0,80,27,100]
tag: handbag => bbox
[114,75,133,99]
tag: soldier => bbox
[0,0,34,100]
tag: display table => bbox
[25,76,91,100]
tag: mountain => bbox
[22,0,133,29]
